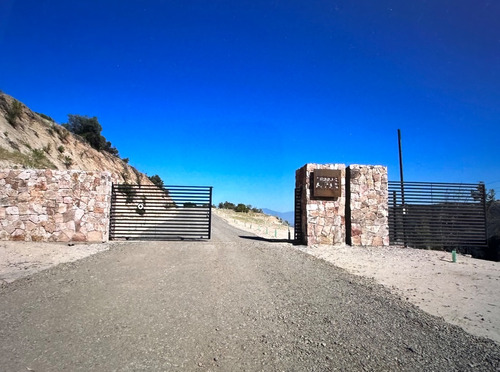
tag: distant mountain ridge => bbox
[262,208,294,227]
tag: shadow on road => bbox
[239,235,294,244]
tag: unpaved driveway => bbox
[1,216,499,371]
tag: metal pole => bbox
[398,129,407,247]
[398,129,405,199]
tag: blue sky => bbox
[1,0,499,211]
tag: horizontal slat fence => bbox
[294,187,303,243]
[388,181,487,252]
[110,184,212,240]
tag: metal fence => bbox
[110,184,212,240]
[294,187,303,243]
[388,181,487,252]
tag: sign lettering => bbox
[313,169,341,198]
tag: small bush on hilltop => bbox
[37,112,55,122]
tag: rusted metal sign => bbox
[313,169,341,198]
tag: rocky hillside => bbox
[0,92,150,184]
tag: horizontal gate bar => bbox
[388,181,487,250]
[110,184,213,240]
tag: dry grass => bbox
[213,208,293,240]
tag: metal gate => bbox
[388,181,487,252]
[294,187,303,243]
[109,184,212,240]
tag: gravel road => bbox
[1,215,499,371]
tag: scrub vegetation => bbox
[218,201,263,214]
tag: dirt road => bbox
[1,216,499,371]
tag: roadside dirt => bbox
[215,208,500,345]
[0,241,109,285]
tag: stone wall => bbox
[347,165,389,246]
[296,163,389,247]
[0,169,113,242]
[296,164,347,245]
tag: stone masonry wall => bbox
[296,163,389,247]
[296,164,346,246]
[0,169,112,242]
[348,165,389,246]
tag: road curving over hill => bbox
[0,214,499,371]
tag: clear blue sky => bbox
[1,1,499,212]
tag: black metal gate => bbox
[388,181,487,252]
[110,184,212,240]
[294,187,303,243]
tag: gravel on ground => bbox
[0,215,499,371]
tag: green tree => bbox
[148,174,164,188]
[219,201,236,210]
[65,115,104,148]
[235,203,249,213]
[64,114,119,155]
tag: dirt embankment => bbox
[0,92,150,184]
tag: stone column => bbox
[295,164,346,246]
[347,165,389,246]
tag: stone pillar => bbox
[296,164,346,246]
[296,163,389,247]
[347,165,389,246]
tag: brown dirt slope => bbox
[0,92,151,184]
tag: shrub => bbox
[57,145,65,153]
[218,201,236,210]
[37,112,55,122]
[6,100,23,127]
[31,148,45,162]
[59,128,70,142]
[43,144,51,154]
[104,141,119,156]
[25,148,56,169]
[148,174,164,188]
[52,125,61,136]
[235,203,250,213]
[61,114,122,157]
[63,156,73,168]
[122,157,129,164]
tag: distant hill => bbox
[0,91,151,184]
[262,208,294,226]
